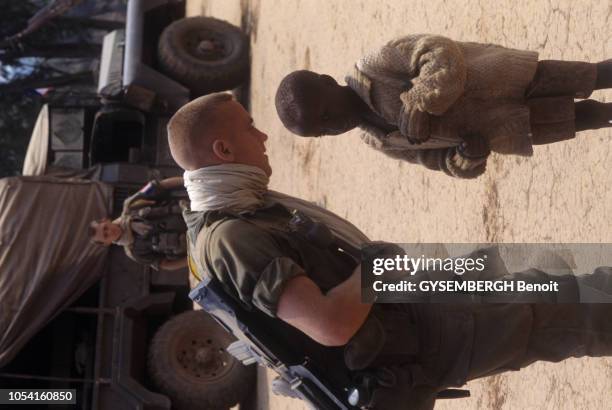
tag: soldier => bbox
[169,93,612,409]
[90,177,187,271]
[275,35,612,178]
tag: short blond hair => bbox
[167,93,233,170]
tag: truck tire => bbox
[148,310,256,410]
[158,16,249,96]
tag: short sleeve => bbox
[252,257,305,316]
[204,219,306,317]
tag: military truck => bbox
[0,1,255,409]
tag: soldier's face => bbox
[214,100,272,176]
[92,219,123,246]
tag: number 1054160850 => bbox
[0,389,76,404]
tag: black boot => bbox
[575,99,612,131]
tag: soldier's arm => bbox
[208,220,371,346]
[277,265,373,347]
[160,258,187,271]
[158,176,184,190]
[124,244,162,270]
[122,190,146,214]
[123,177,185,213]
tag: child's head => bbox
[275,70,362,137]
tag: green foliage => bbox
[0,0,99,177]
[0,93,43,177]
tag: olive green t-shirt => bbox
[192,204,356,317]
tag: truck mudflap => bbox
[124,0,189,111]
[112,292,176,410]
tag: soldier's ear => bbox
[211,139,235,162]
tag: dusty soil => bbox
[187,1,612,409]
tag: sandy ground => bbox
[187,1,612,409]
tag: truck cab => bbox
[1,1,254,409]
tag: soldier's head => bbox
[89,218,123,246]
[275,70,363,137]
[167,93,271,176]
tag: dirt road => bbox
[187,1,612,408]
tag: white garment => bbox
[184,164,268,214]
[184,163,370,250]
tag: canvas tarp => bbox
[0,176,112,367]
[21,105,102,179]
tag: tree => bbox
[0,0,123,177]
[0,93,43,177]
[1,42,101,61]
[0,0,84,48]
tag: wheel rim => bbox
[183,29,235,62]
[175,334,235,382]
